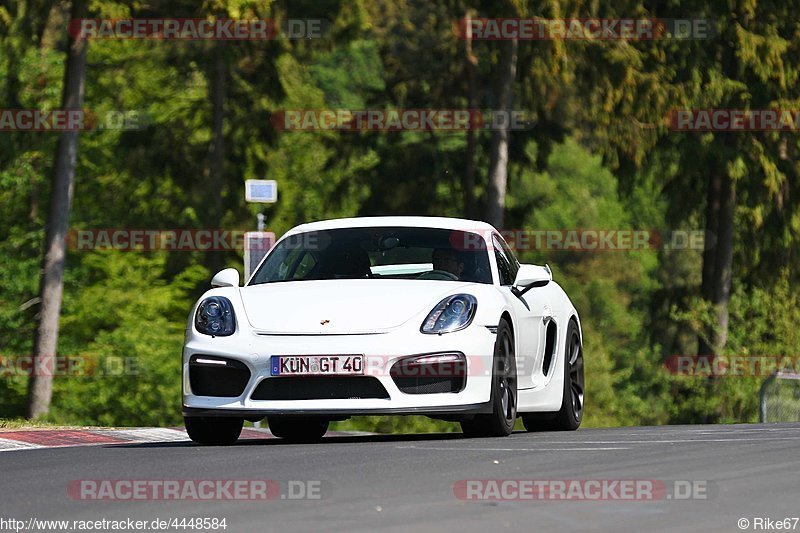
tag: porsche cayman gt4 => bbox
[182,217,584,444]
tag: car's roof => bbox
[285,216,498,234]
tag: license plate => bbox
[270,355,364,376]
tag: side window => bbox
[492,235,515,285]
[499,235,520,281]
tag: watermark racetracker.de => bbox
[67,479,328,501]
[665,355,800,378]
[669,109,800,131]
[271,109,534,131]
[451,228,712,252]
[456,18,715,41]
[0,109,147,131]
[66,229,277,252]
[0,355,139,377]
[69,18,331,40]
[453,479,715,501]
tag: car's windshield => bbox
[249,226,492,285]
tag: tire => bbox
[461,318,517,437]
[267,417,329,443]
[522,319,584,431]
[184,416,243,445]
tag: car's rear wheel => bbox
[267,417,329,443]
[184,416,243,445]
[522,319,583,431]
[461,318,517,437]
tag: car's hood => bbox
[239,279,474,334]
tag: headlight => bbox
[421,294,477,334]
[195,296,235,337]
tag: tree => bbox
[27,0,88,417]
[484,37,517,227]
[659,4,799,357]
[568,1,800,364]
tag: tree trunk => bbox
[698,172,721,356]
[698,170,735,357]
[462,11,478,218]
[205,45,227,274]
[27,0,88,418]
[710,173,735,353]
[484,38,517,228]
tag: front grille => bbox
[390,355,467,394]
[189,355,251,397]
[392,376,465,394]
[251,376,390,401]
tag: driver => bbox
[431,248,464,278]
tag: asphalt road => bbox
[1,423,798,533]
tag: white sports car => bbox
[182,217,584,444]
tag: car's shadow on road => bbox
[105,430,493,450]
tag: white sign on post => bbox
[244,180,277,282]
[245,179,278,203]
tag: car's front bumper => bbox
[182,322,497,418]
[182,402,492,418]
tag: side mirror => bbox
[512,264,551,297]
[211,268,240,288]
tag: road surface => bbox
[0,423,798,532]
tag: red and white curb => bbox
[0,427,373,452]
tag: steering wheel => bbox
[417,269,459,281]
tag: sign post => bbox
[244,180,278,281]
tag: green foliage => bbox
[45,253,207,426]
[668,272,800,424]
[309,39,385,108]
[508,139,668,426]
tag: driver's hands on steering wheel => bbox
[417,269,459,281]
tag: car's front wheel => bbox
[267,417,329,443]
[460,318,517,437]
[184,416,243,445]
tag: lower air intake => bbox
[189,356,251,397]
[251,376,390,400]
[392,376,465,394]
